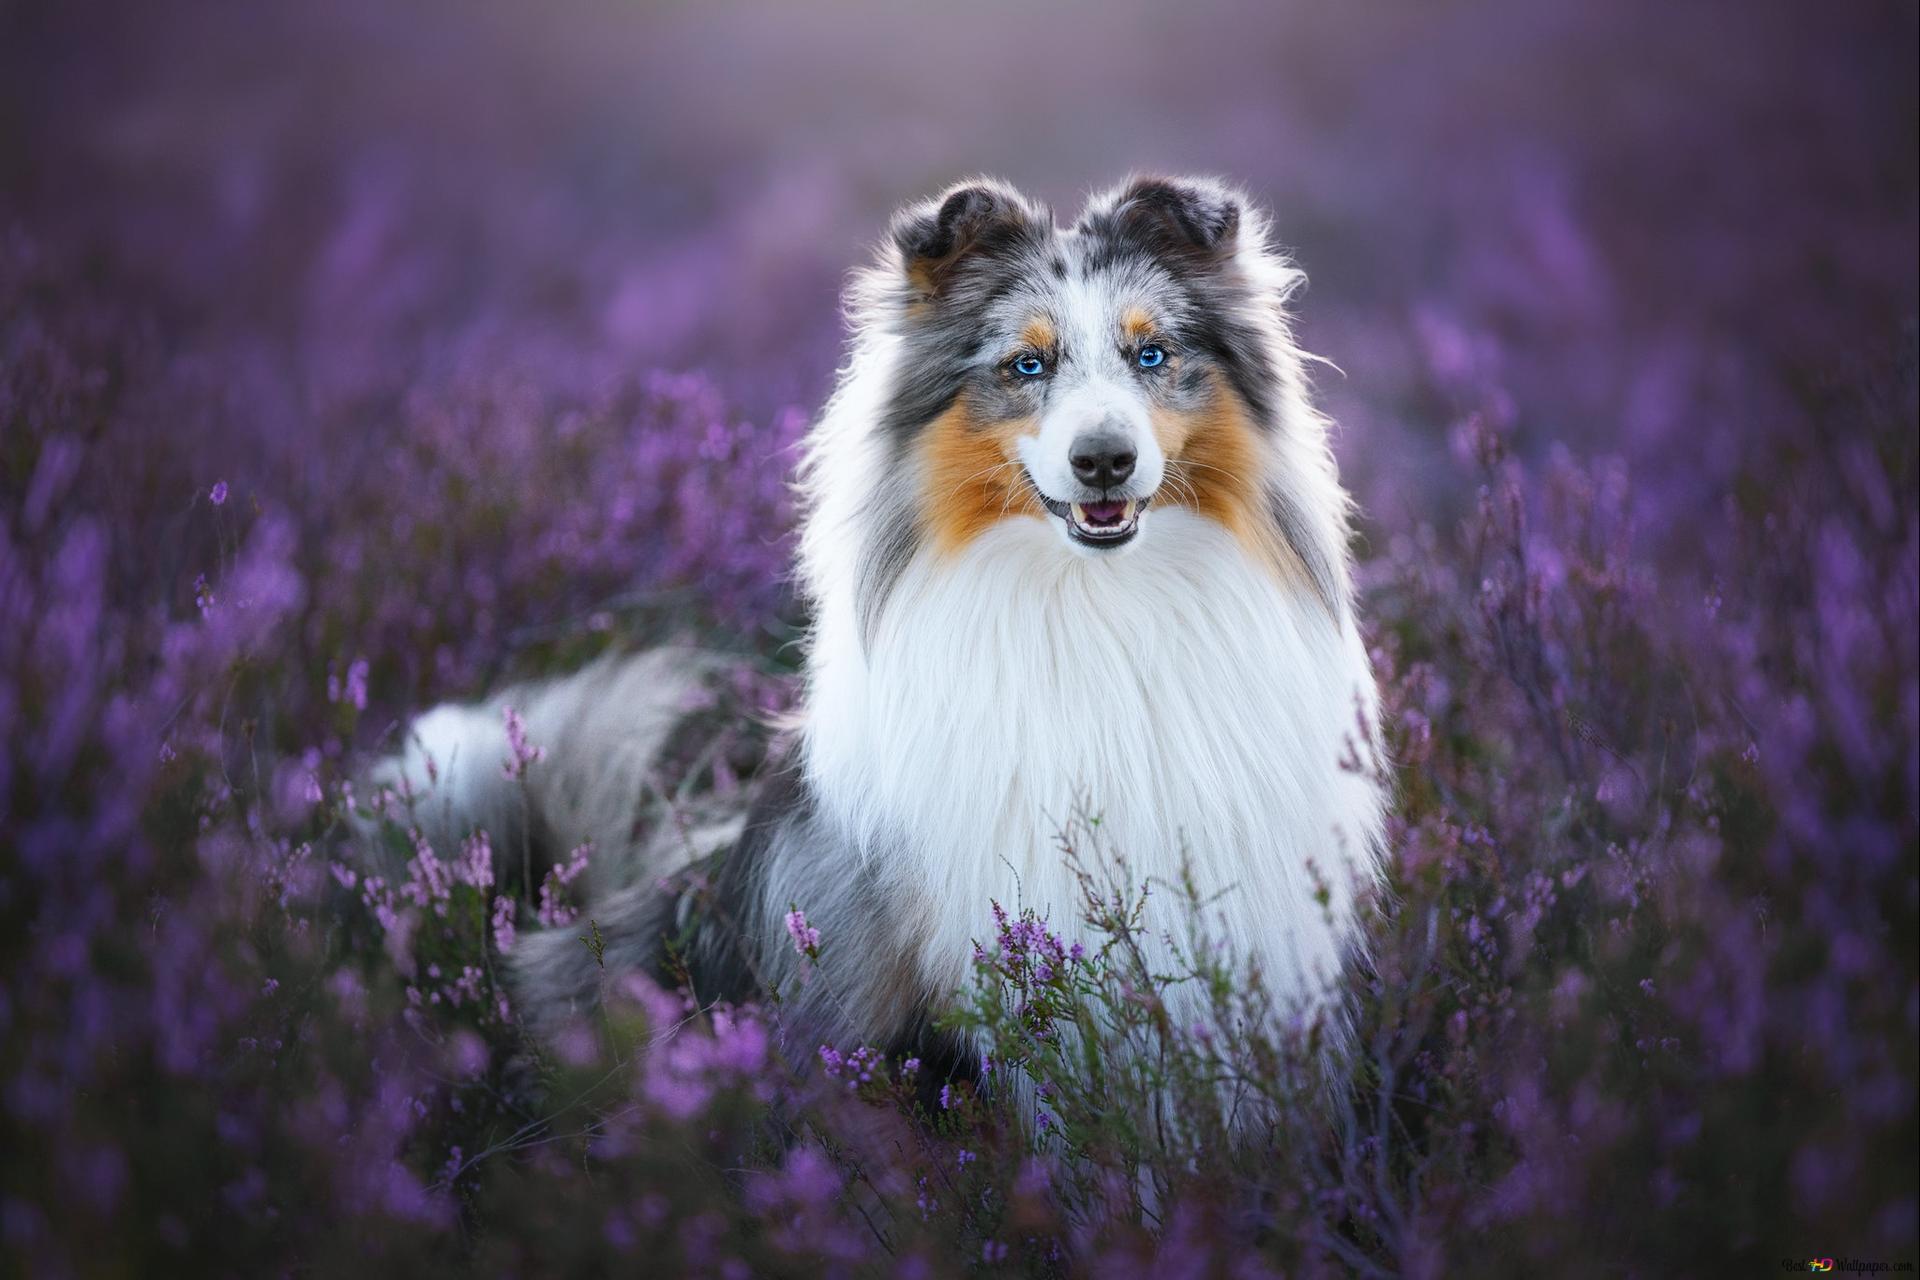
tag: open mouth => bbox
[1065,497,1143,546]
[1028,476,1151,549]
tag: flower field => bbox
[2,2,1914,1274]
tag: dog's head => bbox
[858,175,1306,558]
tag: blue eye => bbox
[1012,355,1046,377]
[1136,344,1166,369]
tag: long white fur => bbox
[794,180,1385,1048]
[806,511,1381,1024]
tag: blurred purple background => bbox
[6,0,1913,546]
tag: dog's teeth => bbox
[1121,500,1137,519]
[1071,503,1087,523]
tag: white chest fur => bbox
[801,508,1384,1027]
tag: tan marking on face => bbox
[1018,316,1056,354]
[1153,376,1304,584]
[1121,307,1157,344]
[920,395,1045,553]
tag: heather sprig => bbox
[785,906,822,961]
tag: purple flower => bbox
[501,706,546,780]
[536,843,592,927]
[784,907,821,959]
[344,658,369,711]
[489,895,516,954]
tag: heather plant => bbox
[3,1,1915,1276]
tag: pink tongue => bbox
[1081,500,1128,526]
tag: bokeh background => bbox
[8,1,1914,550]
[2,2,1915,1275]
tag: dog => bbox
[369,175,1387,1102]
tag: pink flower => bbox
[536,843,592,927]
[457,831,494,890]
[490,896,517,953]
[784,907,821,959]
[501,706,546,780]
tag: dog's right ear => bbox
[890,180,1040,299]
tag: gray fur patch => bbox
[854,485,923,652]
[1269,484,1345,620]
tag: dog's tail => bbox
[360,656,706,886]
[360,647,742,906]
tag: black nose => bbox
[1069,433,1137,490]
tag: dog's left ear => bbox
[1083,176,1243,265]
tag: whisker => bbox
[1169,457,1238,481]
[945,458,1025,502]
